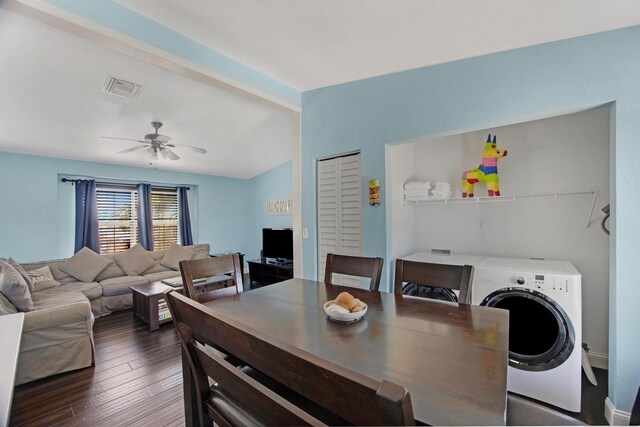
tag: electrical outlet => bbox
[302,228,308,239]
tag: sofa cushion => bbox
[100,276,149,296]
[0,259,34,312]
[60,247,112,282]
[114,244,155,276]
[161,243,194,271]
[95,254,127,282]
[191,244,210,260]
[22,259,77,284]
[0,292,18,315]
[143,271,182,283]
[142,249,172,274]
[27,266,61,292]
[9,258,34,293]
[57,282,102,300]
[31,288,89,309]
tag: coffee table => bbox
[130,282,178,332]
[131,276,236,331]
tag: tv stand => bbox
[248,259,293,286]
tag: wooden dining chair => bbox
[506,393,585,425]
[324,253,384,291]
[179,253,244,303]
[394,258,473,304]
[165,290,324,427]
[165,290,416,426]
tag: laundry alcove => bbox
[388,106,611,367]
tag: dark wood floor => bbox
[10,309,185,427]
[11,306,609,426]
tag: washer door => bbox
[481,288,575,372]
[402,283,458,302]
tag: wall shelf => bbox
[404,190,597,205]
[404,190,601,228]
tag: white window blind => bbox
[151,189,179,251]
[97,185,179,254]
[317,153,362,286]
[97,186,138,254]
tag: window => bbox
[151,189,179,251]
[97,185,179,254]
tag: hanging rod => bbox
[60,178,190,190]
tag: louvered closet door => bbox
[317,153,362,287]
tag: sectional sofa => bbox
[0,243,209,385]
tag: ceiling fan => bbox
[101,121,207,161]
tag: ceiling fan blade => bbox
[169,143,207,154]
[101,136,148,143]
[117,145,148,154]
[154,134,172,143]
[160,148,169,159]
[165,148,180,161]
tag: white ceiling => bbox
[116,0,640,90]
[0,8,295,179]
[2,2,640,179]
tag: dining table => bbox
[181,278,509,426]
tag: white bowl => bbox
[323,300,368,323]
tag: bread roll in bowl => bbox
[335,292,357,311]
[325,302,350,314]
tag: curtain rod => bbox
[60,178,190,190]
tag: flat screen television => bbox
[262,228,293,261]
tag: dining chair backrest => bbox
[179,254,243,303]
[165,290,415,426]
[324,253,384,291]
[165,290,323,427]
[394,259,473,304]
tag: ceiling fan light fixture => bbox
[103,121,205,161]
[145,145,158,160]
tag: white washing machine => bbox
[471,257,582,412]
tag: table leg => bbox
[149,295,160,332]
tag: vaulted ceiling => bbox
[116,0,640,90]
[1,1,639,178]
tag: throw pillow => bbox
[0,259,33,312]
[114,244,155,276]
[60,247,112,282]
[8,258,34,294]
[27,266,61,292]
[160,243,194,271]
[0,292,18,315]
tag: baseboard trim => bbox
[589,352,609,370]
[605,397,631,425]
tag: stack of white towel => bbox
[430,182,453,200]
[404,181,430,201]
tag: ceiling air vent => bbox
[102,76,143,100]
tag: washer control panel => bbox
[509,273,570,293]
[471,258,582,305]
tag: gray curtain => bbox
[178,186,193,246]
[74,179,99,253]
[137,183,154,250]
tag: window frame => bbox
[96,183,180,254]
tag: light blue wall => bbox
[246,161,293,262]
[0,151,252,262]
[301,26,640,412]
[42,0,300,107]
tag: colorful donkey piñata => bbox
[461,134,507,198]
